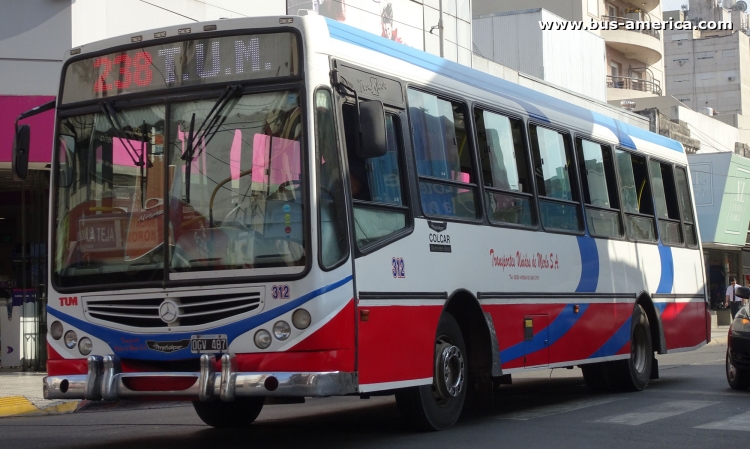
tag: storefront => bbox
[690,152,750,310]
[0,96,55,370]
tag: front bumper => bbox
[44,354,357,401]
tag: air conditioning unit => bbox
[729,76,736,81]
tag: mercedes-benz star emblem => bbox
[159,300,180,324]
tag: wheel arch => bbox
[442,289,502,378]
[635,291,667,354]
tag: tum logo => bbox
[59,296,78,306]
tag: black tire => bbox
[396,314,467,431]
[726,349,750,390]
[193,398,265,428]
[607,304,653,392]
[581,363,610,392]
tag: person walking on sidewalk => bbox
[726,277,742,319]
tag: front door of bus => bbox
[524,315,549,368]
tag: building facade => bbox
[663,4,750,116]
[473,0,666,102]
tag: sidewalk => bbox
[710,324,730,345]
[0,372,79,418]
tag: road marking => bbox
[596,400,717,426]
[696,411,750,431]
[497,397,623,421]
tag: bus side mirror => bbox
[358,100,387,159]
[736,286,750,300]
[13,124,31,181]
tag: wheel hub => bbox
[435,343,465,400]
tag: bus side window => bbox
[342,103,409,251]
[649,160,683,245]
[474,109,535,226]
[408,89,478,219]
[675,166,698,247]
[615,150,657,241]
[315,89,349,269]
[529,125,582,232]
[575,138,622,238]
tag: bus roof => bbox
[323,17,685,157]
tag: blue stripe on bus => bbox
[499,304,590,364]
[588,316,632,359]
[656,245,674,294]
[575,236,599,293]
[325,19,684,153]
[47,275,354,361]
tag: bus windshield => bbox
[54,90,305,288]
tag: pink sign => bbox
[0,95,56,164]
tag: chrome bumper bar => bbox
[44,354,357,401]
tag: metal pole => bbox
[439,0,444,58]
[21,177,27,370]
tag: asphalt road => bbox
[2,340,747,449]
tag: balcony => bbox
[620,0,660,13]
[607,75,662,101]
[601,16,663,65]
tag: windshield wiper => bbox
[101,102,145,168]
[181,84,241,203]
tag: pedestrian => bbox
[726,277,742,319]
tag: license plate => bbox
[190,334,228,354]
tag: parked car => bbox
[726,286,750,389]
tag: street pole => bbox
[439,0,444,58]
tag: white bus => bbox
[16,14,706,431]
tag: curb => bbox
[0,396,80,418]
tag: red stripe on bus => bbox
[357,304,443,385]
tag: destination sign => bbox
[61,32,299,104]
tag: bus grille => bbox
[84,290,264,329]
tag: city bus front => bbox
[43,17,356,420]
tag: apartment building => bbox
[663,2,750,116]
[473,0,666,102]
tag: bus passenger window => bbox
[408,89,478,219]
[615,150,657,241]
[649,160,683,245]
[342,103,409,251]
[675,166,698,247]
[576,139,622,238]
[474,109,534,226]
[315,89,349,269]
[529,125,582,232]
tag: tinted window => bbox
[675,166,698,247]
[315,89,349,268]
[616,150,656,241]
[343,104,409,250]
[475,109,534,226]
[650,160,682,245]
[409,89,477,219]
[530,125,581,232]
[576,139,622,238]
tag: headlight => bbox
[254,329,272,349]
[292,309,311,329]
[78,337,93,356]
[732,316,750,332]
[273,321,291,341]
[64,330,78,349]
[50,321,64,340]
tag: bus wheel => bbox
[726,349,750,390]
[608,305,653,391]
[581,363,610,392]
[396,314,467,431]
[192,398,265,428]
